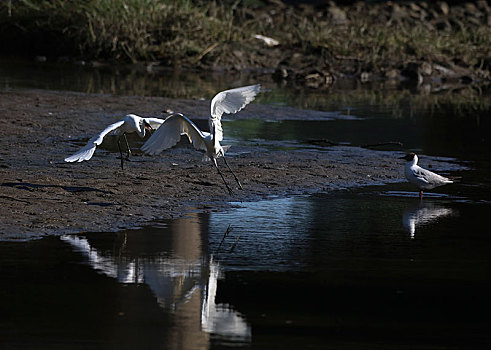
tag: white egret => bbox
[400,153,454,199]
[142,84,261,194]
[65,114,165,170]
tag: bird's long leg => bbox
[123,133,132,160]
[213,159,233,195]
[117,135,125,170]
[222,156,243,190]
[419,190,423,200]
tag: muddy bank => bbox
[0,89,430,240]
[264,1,491,86]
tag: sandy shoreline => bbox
[1,89,409,240]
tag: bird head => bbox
[143,120,154,135]
[399,153,416,161]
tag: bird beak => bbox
[144,122,153,132]
[399,155,407,159]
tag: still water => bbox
[1,59,491,349]
[1,188,490,349]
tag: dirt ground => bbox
[0,89,406,240]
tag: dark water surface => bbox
[1,59,491,349]
[1,186,491,349]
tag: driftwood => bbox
[361,141,404,149]
[307,139,403,149]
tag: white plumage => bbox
[142,84,261,194]
[210,84,261,142]
[400,153,454,199]
[65,114,164,169]
[142,113,207,155]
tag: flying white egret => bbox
[142,84,261,194]
[65,114,165,170]
[400,152,455,199]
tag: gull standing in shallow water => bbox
[65,114,165,170]
[400,152,454,199]
[141,84,261,195]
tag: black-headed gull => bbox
[400,152,454,199]
[65,114,164,169]
[142,84,261,195]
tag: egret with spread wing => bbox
[142,84,261,194]
[65,114,164,170]
[400,152,455,199]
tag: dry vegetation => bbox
[1,0,490,83]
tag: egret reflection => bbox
[60,216,250,344]
[403,201,456,238]
[201,259,251,341]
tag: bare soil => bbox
[0,89,405,240]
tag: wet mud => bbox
[0,89,407,240]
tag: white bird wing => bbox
[64,120,125,162]
[141,114,208,155]
[209,84,260,141]
[412,167,432,185]
[143,117,165,129]
[413,166,452,188]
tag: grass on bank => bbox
[1,0,249,63]
[1,0,490,75]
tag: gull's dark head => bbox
[399,152,416,161]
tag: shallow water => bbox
[1,184,491,349]
[1,59,491,348]
[0,57,258,98]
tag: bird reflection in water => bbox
[60,215,250,346]
[402,201,456,239]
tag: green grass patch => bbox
[1,0,490,76]
[1,0,252,63]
